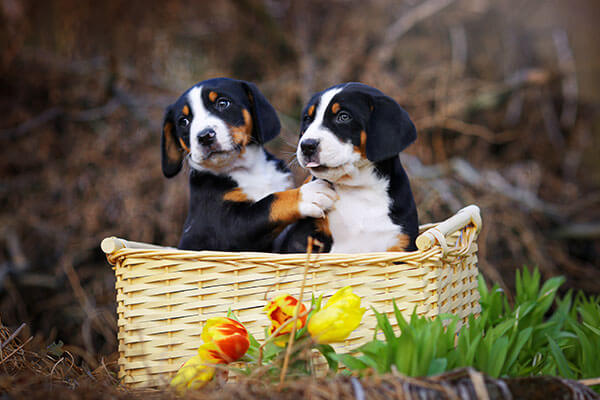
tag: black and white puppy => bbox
[277,82,418,253]
[162,77,335,251]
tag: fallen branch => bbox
[0,322,26,350]
[0,107,62,140]
[375,0,458,63]
[553,223,600,240]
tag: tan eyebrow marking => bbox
[182,105,190,116]
[331,102,340,114]
[307,105,315,117]
[209,91,218,102]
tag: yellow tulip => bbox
[308,286,366,344]
[170,355,215,392]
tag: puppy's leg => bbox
[272,179,336,253]
[218,180,336,251]
[270,179,337,223]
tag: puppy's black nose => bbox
[301,139,320,157]
[198,128,216,146]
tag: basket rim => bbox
[104,246,447,266]
[102,204,481,265]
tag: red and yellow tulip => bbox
[170,317,249,391]
[308,286,366,344]
[200,317,250,363]
[264,294,307,346]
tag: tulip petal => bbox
[170,355,215,392]
[264,294,308,346]
[308,287,367,344]
[198,317,250,364]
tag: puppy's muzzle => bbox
[198,128,217,146]
[301,138,320,157]
[300,138,322,168]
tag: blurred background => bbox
[1,0,599,366]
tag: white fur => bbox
[187,86,236,167]
[228,146,293,201]
[298,179,337,218]
[326,167,403,253]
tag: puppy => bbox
[162,77,336,251]
[277,82,418,253]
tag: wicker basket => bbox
[102,205,482,387]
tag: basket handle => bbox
[101,236,172,254]
[415,205,482,251]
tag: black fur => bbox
[274,217,333,253]
[374,157,419,251]
[179,164,287,251]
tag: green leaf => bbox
[315,344,338,372]
[427,358,448,375]
[547,335,576,379]
[47,340,64,357]
[504,327,533,374]
[332,353,370,371]
[583,322,600,336]
[356,340,390,373]
[487,336,509,377]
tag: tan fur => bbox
[178,137,190,153]
[331,102,340,114]
[353,130,367,157]
[231,109,253,149]
[386,234,411,252]
[182,105,190,116]
[307,104,315,117]
[163,122,182,163]
[223,188,249,202]
[209,91,218,102]
[315,216,331,237]
[269,189,301,223]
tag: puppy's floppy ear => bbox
[366,95,417,162]
[161,105,183,178]
[241,81,281,144]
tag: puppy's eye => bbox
[178,117,190,128]
[215,98,231,111]
[302,114,311,123]
[336,111,352,123]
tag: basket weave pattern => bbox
[104,206,482,387]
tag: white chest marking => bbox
[229,146,292,201]
[328,167,401,253]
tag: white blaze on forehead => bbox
[186,86,234,163]
[311,87,343,129]
[186,86,210,126]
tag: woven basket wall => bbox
[102,205,482,388]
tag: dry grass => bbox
[2,321,599,400]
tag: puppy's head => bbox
[161,78,281,177]
[297,83,416,182]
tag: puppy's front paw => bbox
[298,179,337,218]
